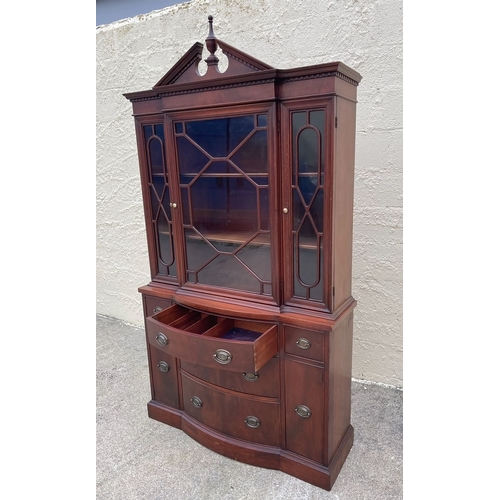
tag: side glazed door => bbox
[281,99,334,312]
[136,116,178,283]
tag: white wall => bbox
[96,0,403,387]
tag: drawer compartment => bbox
[284,326,325,362]
[181,372,280,446]
[181,356,280,398]
[146,304,278,373]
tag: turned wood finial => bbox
[205,15,219,66]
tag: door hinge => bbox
[335,117,338,128]
[332,286,335,297]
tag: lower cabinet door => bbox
[181,372,280,447]
[149,346,179,408]
[284,359,325,463]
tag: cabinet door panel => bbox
[170,111,275,298]
[149,346,179,408]
[281,101,333,312]
[139,120,178,282]
[285,359,325,463]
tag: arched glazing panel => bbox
[291,110,325,302]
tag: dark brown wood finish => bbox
[125,16,360,491]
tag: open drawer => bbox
[146,304,278,373]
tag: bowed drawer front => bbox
[146,304,278,373]
[181,372,281,446]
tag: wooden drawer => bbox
[181,372,280,446]
[143,295,172,318]
[181,356,279,398]
[284,326,325,362]
[146,304,278,373]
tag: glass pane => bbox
[310,242,323,301]
[298,128,319,174]
[184,228,217,273]
[150,185,160,216]
[231,131,268,174]
[197,254,260,293]
[190,176,258,238]
[257,114,267,127]
[310,188,324,233]
[310,111,324,136]
[293,234,306,298]
[310,111,325,174]
[298,216,319,286]
[148,138,164,174]
[236,234,271,282]
[144,125,153,141]
[158,212,175,267]
[204,161,234,175]
[185,116,254,157]
[298,176,318,206]
[292,112,307,133]
[259,188,269,231]
[176,136,210,180]
[292,188,306,231]
[181,187,191,225]
[154,124,164,137]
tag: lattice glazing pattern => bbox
[174,114,272,295]
[292,110,325,302]
[144,124,177,278]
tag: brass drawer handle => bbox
[242,372,259,382]
[156,333,168,346]
[152,306,163,314]
[294,405,312,418]
[213,349,232,364]
[244,416,260,428]
[191,396,203,409]
[296,338,311,349]
[157,361,170,372]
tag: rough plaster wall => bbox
[96,0,403,387]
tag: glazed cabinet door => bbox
[165,105,279,303]
[281,100,334,312]
[135,116,179,283]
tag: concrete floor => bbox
[96,314,403,500]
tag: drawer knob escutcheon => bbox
[294,405,312,418]
[152,306,163,314]
[242,372,259,382]
[296,338,311,349]
[213,349,232,364]
[157,361,170,372]
[156,333,168,346]
[245,416,260,428]
[191,396,203,409]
